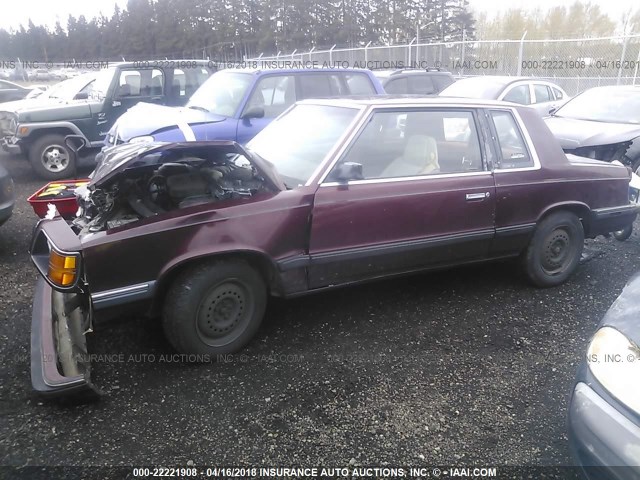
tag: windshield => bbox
[47,74,95,100]
[90,68,116,100]
[187,71,252,116]
[246,104,359,186]
[555,88,640,124]
[440,77,507,99]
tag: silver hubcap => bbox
[41,144,70,172]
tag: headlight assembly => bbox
[587,327,640,414]
[9,116,17,135]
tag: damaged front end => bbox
[30,216,99,398]
[72,141,280,235]
[29,141,282,398]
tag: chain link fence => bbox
[246,34,640,95]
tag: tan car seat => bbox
[380,135,439,178]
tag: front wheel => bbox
[522,211,584,288]
[162,260,267,357]
[613,224,633,242]
[28,134,76,180]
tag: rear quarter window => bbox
[552,87,564,100]
[490,110,534,169]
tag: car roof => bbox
[580,85,640,94]
[374,69,452,78]
[454,76,545,86]
[215,67,374,75]
[297,95,519,108]
[109,59,211,68]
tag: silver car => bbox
[440,76,569,116]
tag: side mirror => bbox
[74,92,89,100]
[331,162,364,183]
[241,105,265,120]
[65,135,87,153]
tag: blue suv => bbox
[104,68,385,146]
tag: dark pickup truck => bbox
[0,61,214,179]
[29,97,638,398]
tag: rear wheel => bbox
[523,211,584,287]
[162,260,267,357]
[613,224,633,242]
[29,134,76,180]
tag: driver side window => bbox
[329,109,483,181]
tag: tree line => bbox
[475,2,640,40]
[1,0,637,63]
[0,0,474,62]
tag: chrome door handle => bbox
[466,192,490,201]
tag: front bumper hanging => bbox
[31,276,100,398]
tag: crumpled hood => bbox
[89,141,285,191]
[545,116,640,150]
[111,103,227,142]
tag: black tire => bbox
[523,211,584,288]
[613,224,633,242]
[162,260,267,357]
[28,134,76,180]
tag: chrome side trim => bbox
[91,281,155,309]
[320,170,492,188]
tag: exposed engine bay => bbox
[73,146,269,234]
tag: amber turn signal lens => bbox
[18,126,29,135]
[48,250,78,287]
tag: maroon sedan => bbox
[29,97,638,397]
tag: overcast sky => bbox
[0,0,637,31]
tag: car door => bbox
[531,83,557,116]
[500,83,531,106]
[236,74,296,144]
[93,68,167,142]
[485,108,542,255]
[307,106,496,288]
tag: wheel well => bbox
[538,204,591,236]
[149,252,281,316]
[24,128,75,147]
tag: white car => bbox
[440,76,570,116]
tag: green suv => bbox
[0,61,214,179]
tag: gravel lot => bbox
[1,151,639,474]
